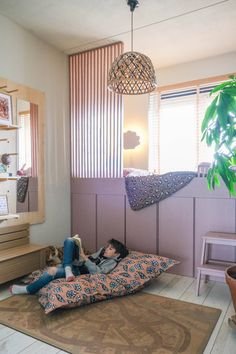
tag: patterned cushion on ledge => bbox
[38,251,178,314]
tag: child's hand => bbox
[72,235,88,260]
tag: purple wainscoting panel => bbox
[17,196,29,213]
[29,191,38,212]
[70,177,236,278]
[195,198,235,276]
[173,176,230,199]
[126,200,157,254]
[71,193,96,253]
[29,177,38,190]
[28,177,38,212]
[159,197,194,277]
[71,178,125,195]
[97,194,125,249]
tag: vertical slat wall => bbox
[70,42,123,178]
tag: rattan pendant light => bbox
[108,0,157,95]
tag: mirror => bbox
[16,99,38,213]
[0,76,45,225]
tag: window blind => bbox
[149,81,220,173]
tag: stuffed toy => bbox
[45,245,63,266]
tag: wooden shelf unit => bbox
[0,214,19,222]
[0,223,47,284]
[196,231,236,296]
[0,176,19,181]
[0,124,20,131]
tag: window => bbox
[148,80,223,174]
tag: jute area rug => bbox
[0,292,221,354]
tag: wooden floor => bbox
[0,273,235,353]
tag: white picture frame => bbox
[0,92,13,126]
[0,195,9,215]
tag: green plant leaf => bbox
[230,155,236,165]
[212,126,221,145]
[217,93,230,129]
[207,168,214,190]
[203,76,236,196]
[206,131,214,147]
[215,154,236,195]
[224,87,236,96]
[210,80,234,94]
[201,96,218,133]
[213,174,220,186]
[201,129,207,142]
[225,94,236,115]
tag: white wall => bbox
[157,52,236,86]
[0,14,70,246]
[124,94,149,170]
[124,51,236,169]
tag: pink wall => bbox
[71,177,236,277]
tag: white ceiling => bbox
[0,0,235,68]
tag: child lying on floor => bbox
[10,237,129,295]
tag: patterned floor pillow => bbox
[37,251,178,314]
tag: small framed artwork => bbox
[0,195,9,215]
[0,92,13,126]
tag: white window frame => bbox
[148,75,229,174]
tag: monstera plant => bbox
[201,75,236,196]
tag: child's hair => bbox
[108,238,129,259]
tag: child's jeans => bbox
[26,238,84,294]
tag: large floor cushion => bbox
[38,251,178,314]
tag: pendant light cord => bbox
[128,0,138,52]
[131,11,133,52]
